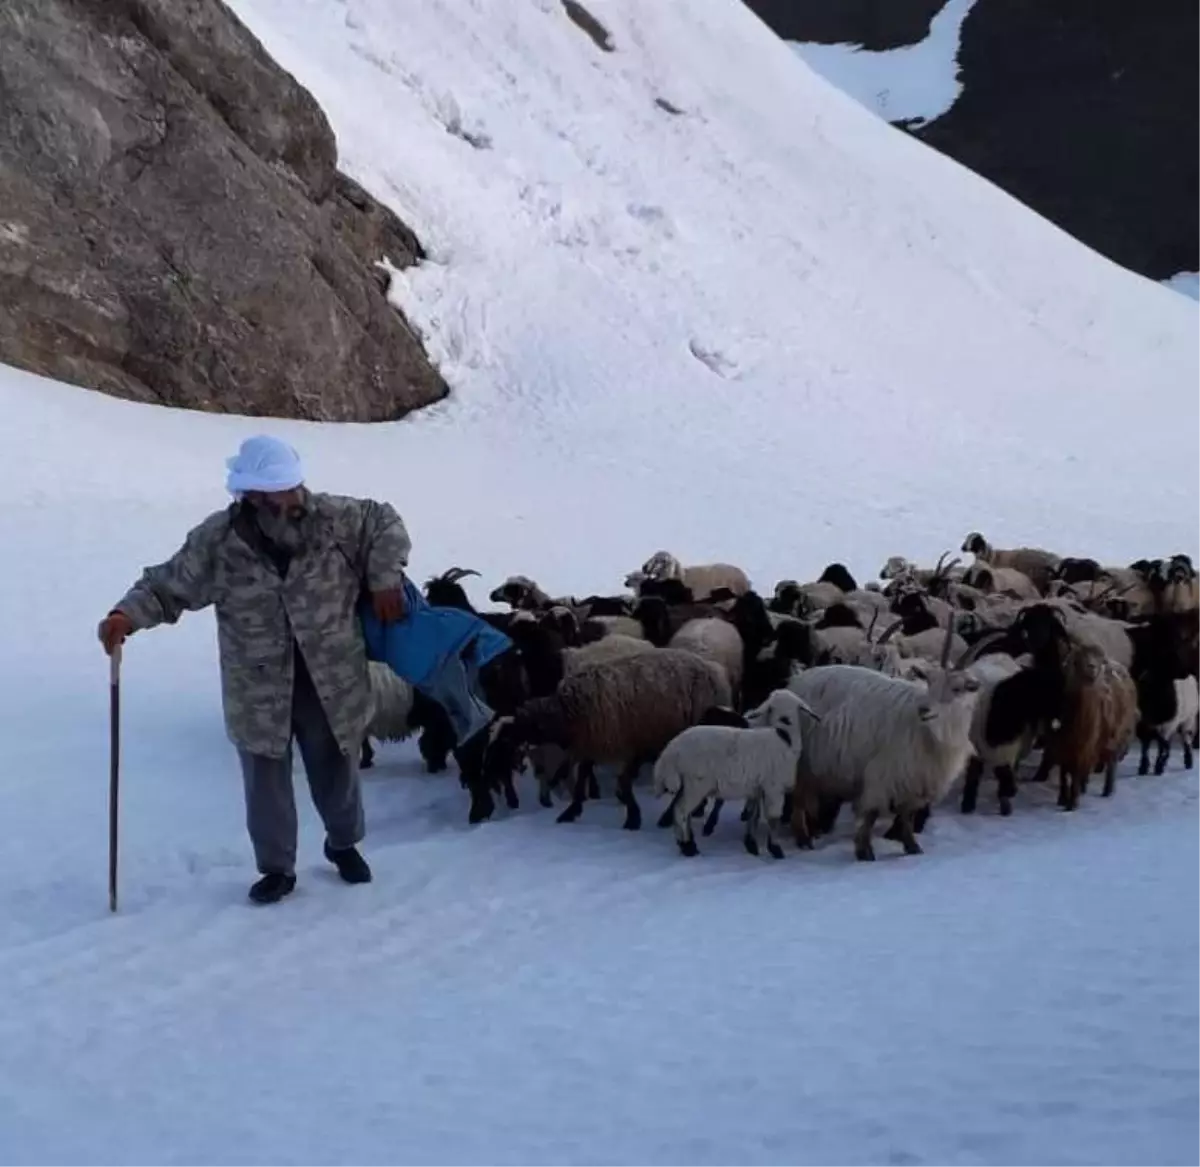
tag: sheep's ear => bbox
[774,727,793,748]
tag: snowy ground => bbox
[1,0,1197,1161]
[788,0,978,128]
[1165,271,1200,302]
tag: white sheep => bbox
[627,550,750,600]
[652,688,821,858]
[361,660,417,769]
[669,616,745,701]
[786,621,980,859]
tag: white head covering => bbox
[225,435,305,498]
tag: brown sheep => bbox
[482,648,732,830]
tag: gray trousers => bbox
[236,648,365,876]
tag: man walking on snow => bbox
[98,435,411,905]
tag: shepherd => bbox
[97,435,413,905]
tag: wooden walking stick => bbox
[109,641,122,913]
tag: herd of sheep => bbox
[362,535,1200,861]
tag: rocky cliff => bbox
[745,0,1198,284]
[0,0,449,421]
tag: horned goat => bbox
[787,620,980,859]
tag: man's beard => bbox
[251,492,311,554]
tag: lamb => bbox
[960,532,1062,595]
[652,689,821,859]
[628,551,750,600]
[482,648,733,830]
[1135,674,1199,776]
[786,620,980,859]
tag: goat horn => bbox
[866,609,880,642]
[955,628,1008,670]
[876,617,904,646]
[444,567,481,582]
[940,613,955,668]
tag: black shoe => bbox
[249,872,296,904]
[324,841,372,884]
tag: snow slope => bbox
[788,0,978,128]
[0,0,1197,1161]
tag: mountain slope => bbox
[0,0,1196,1162]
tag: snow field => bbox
[0,0,1196,1158]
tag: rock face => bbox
[914,0,1197,282]
[745,0,945,52]
[0,0,449,421]
[744,0,1198,283]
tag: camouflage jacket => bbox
[114,492,411,759]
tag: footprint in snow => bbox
[688,338,739,379]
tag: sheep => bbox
[652,689,821,859]
[960,532,1062,595]
[361,660,416,766]
[1136,674,1199,776]
[530,633,658,807]
[786,620,980,859]
[962,561,1041,601]
[482,648,733,830]
[669,616,746,702]
[578,614,648,643]
[628,551,750,600]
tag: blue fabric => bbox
[359,578,513,745]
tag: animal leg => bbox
[816,797,842,836]
[1137,730,1153,776]
[742,795,760,857]
[359,737,375,771]
[691,799,709,819]
[995,764,1017,817]
[673,785,700,857]
[959,756,984,814]
[1182,727,1194,770]
[780,790,793,826]
[616,759,643,830]
[893,809,923,856]
[587,768,601,800]
[502,769,520,810]
[702,798,725,837]
[912,804,931,834]
[790,787,814,850]
[1030,751,1053,783]
[556,763,589,824]
[853,809,880,862]
[657,790,681,829]
[1102,758,1117,798]
[1154,734,1171,776]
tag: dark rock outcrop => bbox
[744,0,946,52]
[914,0,1198,281]
[745,0,1198,283]
[0,0,449,421]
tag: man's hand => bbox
[98,611,133,655]
[371,587,406,624]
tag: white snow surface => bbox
[1165,271,1200,302]
[788,0,978,128]
[1,0,1198,1161]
